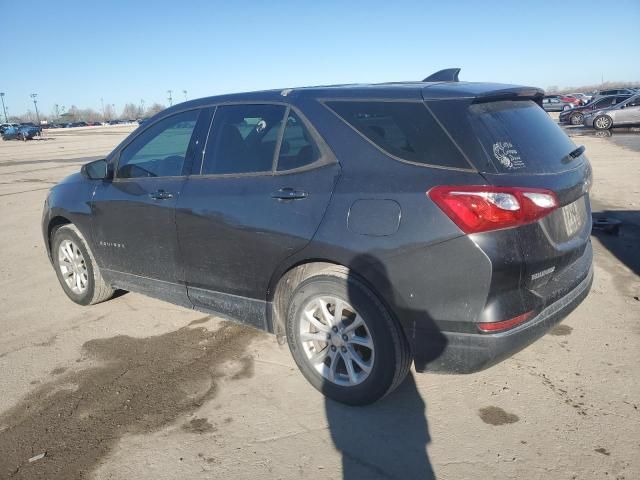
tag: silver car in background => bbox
[583,94,640,130]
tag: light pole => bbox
[101,97,105,121]
[140,99,145,117]
[30,93,40,125]
[167,90,173,106]
[0,92,7,122]
[183,90,187,102]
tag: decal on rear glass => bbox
[493,142,525,170]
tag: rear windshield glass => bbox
[468,100,579,173]
[325,101,470,169]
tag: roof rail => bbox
[423,68,461,82]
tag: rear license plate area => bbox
[561,198,585,237]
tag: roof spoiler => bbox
[423,68,461,82]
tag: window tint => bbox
[202,104,286,175]
[117,110,199,178]
[326,101,469,169]
[276,112,320,171]
[468,100,578,174]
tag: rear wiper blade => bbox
[561,145,586,163]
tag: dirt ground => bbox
[0,124,638,480]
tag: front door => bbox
[92,108,207,302]
[176,104,339,328]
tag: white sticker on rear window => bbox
[493,142,525,169]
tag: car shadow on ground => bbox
[591,209,640,276]
[325,253,448,479]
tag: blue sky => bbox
[3,0,639,117]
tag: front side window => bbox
[117,110,199,178]
[277,112,320,171]
[201,104,286,175]
[326,101,469,169]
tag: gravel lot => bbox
[0,124,638,480]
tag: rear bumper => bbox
[413,265,593,373]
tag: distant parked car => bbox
[542,96,575,112]
[558,95,581,107]
[567,93,591,104]
[1,125,40,141]
[591,88,637,102]
[0,123,18,133]
[559,94,632,125]
[583,94,640,130]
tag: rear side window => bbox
[468,100,578,174]
[626,97,640,107]
[325,101,470,169]
[277,112,320,171]
[201,104,286,175]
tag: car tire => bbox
[285,266,411,405]
[52,224,114,306]
[21,133,27,141]
[570,113,584,125]
[593,115,613,130]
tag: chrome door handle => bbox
[271,187,307,200]
[148,189,174,200]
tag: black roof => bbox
[164,81,542,114]
[156,69,543,118]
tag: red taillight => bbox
[428,185,558,234]
[477,311,534,333]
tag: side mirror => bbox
[81,159,109,180]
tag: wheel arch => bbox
[46,215,72,260]
[267,258,405,342]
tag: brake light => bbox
[477,311,533,333]
[428,185,558,234]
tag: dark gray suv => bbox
[42,70,593,405]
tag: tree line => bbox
[546,80,640,95]
[6,102,166,124]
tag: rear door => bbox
[427,97,592,300]
[176,104,339,328]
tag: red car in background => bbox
[559,95,583,106]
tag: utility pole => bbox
[183,90,187,102]
[0,92,7,122]
[30,93,40,125]
[167,90,173,106]
[101,97,105,121]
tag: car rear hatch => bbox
[424,86,593,315]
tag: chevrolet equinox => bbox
[42,69,593,405]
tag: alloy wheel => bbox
[595,116,612,129]
[58,239,89,294]
[299,296,375,386]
